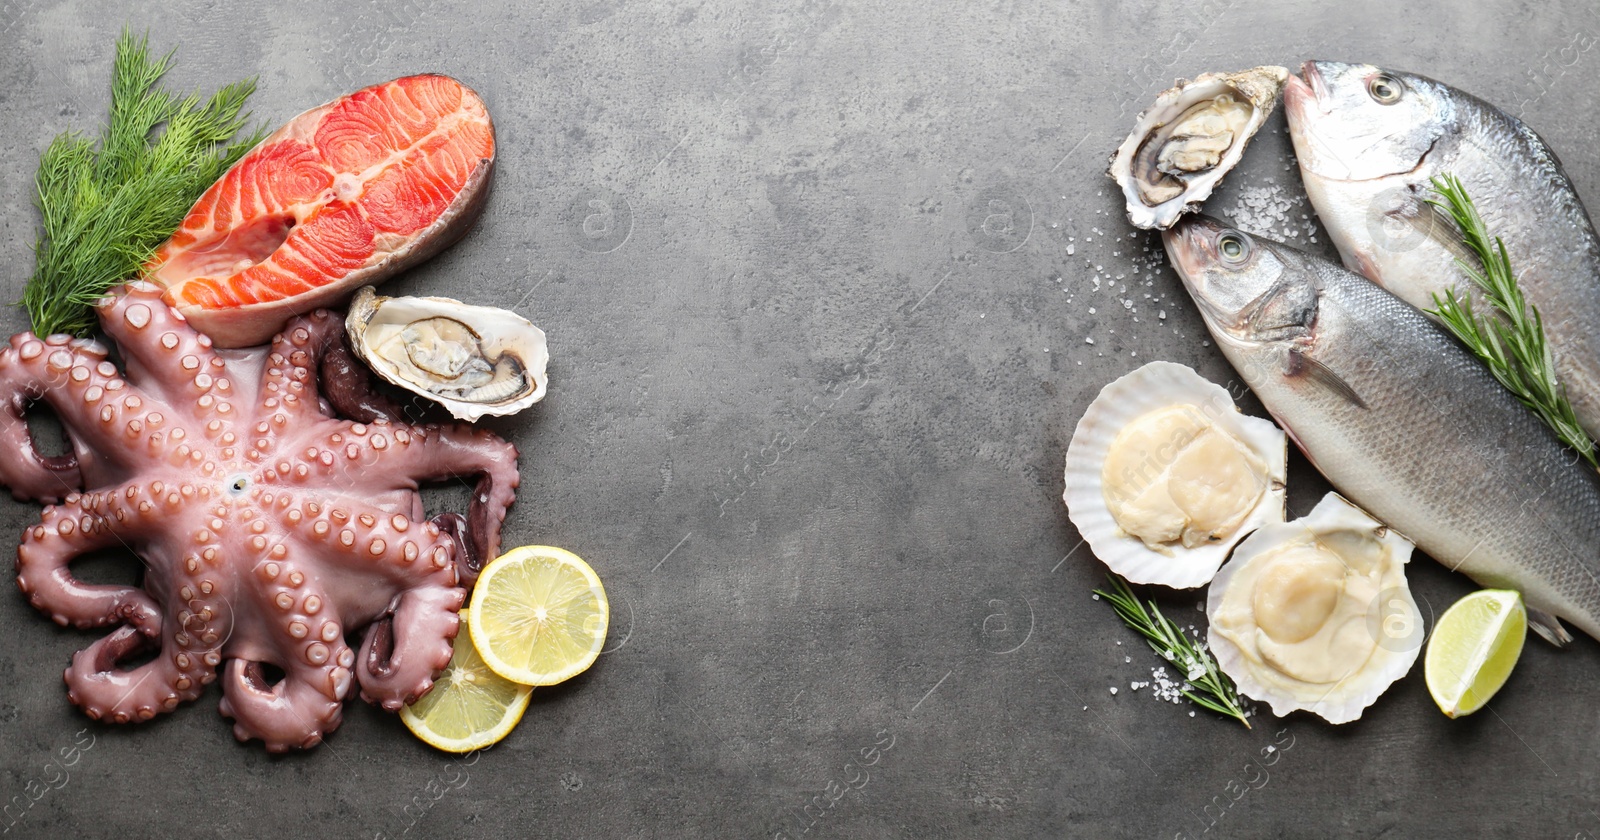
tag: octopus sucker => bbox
[1,284,518,750]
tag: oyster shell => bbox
[1109,66,1289,230]
[1207,493,1421,724]
[346,286,548,421]
[1063,361,1287,589]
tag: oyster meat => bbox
[1109,66,1288,229]
[1207,492,1422,724]
[346,286,548,421]
[1064,361,1287,589]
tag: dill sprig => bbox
[23,29,265,337]
[1094,574,1250,728]
[1426,173,1597,468]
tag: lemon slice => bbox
[469,545,609,686]
[1424,589,1527,719]
[401,609,532,752]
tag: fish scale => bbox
[1166,217,1600,644]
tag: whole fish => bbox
[1283,59,1600,439]
[1163,215,1600,645]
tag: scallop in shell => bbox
[1108,66,1289,230]
[1207,492,1421,724]
[346,286,548,421]
[1064,361,1286,589]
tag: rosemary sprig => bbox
[23,29,265,337]
[1425,173,1598,468]
[1094,573,1250,728]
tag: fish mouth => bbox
[1301,60,1332,110]
[1283,61,1329,126]
[1161,215,1227,288]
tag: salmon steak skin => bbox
[144,74,495,348]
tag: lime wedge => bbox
[1424,589,1527,718]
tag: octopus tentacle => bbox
[371,425,515,563]
[266,492,458,585]
[63,627,205,724]
[15,496,159,631]
[218,651,353,752]
[358,585,465,710]
[219,567,357,751]
[97,283,227,412]
[0,332,163,501]
[429,512,484,587]
[63,568,225,725]
[259,492,464,710]
[262,310,404,425]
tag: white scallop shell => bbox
[1063,361,1286,588]
[1107,66,1288,230]
[1207,492,1421,724]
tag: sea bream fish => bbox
[1163,215,1600,646]
[1283,59,1600,439]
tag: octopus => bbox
[2,283,519,751]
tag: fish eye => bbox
[1216,231,1252,265]
[1368,73,1404,104]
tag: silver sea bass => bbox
[1164,216,1600,645]
[1284,60,1600,439]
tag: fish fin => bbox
[1408,196,1479,266]
[1526,607,1574,648]
[1287,348,1368,409]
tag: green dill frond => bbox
[23,28,266,337]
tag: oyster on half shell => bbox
[1109,66,1289,230]
[346,286,549,421]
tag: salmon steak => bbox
[145,74,495,347]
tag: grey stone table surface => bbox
[1,0,1598,837]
